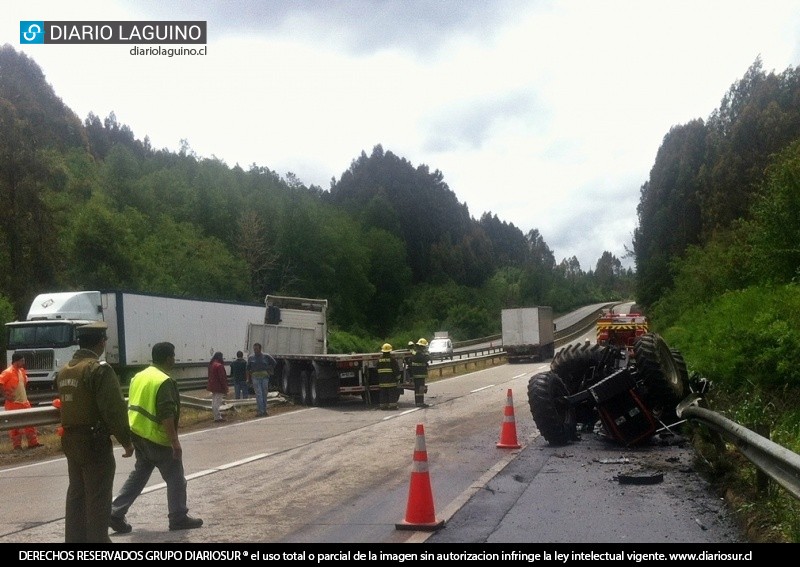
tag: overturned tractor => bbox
[527,333,694,446]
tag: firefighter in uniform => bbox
[403,341,416,384]
[411,337,431,407]
[377,343,400,410]
[56,321,134,543]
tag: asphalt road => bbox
[0,329,747,546]
[424,428,744,544]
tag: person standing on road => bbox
[247,342,276,417]
[0,353,43,450]
[56,321,134,543]
[109,342,203,534]
[377,343,400,410]
[403,341,416,384]
[230,350,248,400]
[207,352,229,422]
[411,338,431,407]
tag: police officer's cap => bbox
[76,321,108,337]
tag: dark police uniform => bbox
[56,321,132,543]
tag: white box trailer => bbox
[5,290,265,391]
[501,306,555,363]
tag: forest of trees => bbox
[0,44,633,348]
[632,55,800,396]
[634,57,800,313]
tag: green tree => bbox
[748,141,800,283]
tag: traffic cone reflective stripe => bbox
[497,388,522,449]
[396,423,445,531]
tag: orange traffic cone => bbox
[395,423,445,531]
[497,388,522,449]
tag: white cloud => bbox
[5,0,800,271]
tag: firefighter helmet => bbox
[416,338,428,347]
[381,343,392,352]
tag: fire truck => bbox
[595,306,648,353]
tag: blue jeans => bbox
[252,375,270,415]
[234,381,249,400]
[111,433,189,523]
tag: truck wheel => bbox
[277,362,288,394]
[634,333,688,416]
[551,342,605,391]
[280,363,293,395]
[299,370,312,406]
[308,370,330,407]
[527,371,576,446]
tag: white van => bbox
[428,337,453,360]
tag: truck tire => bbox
[277,362,288,394]
[308,370,321,406]
[527,371,576,446]
[308,369,334,407]
[280,362,293,395]
[633,333,688,416]
[550,342,605,391]
[299,370,312,406]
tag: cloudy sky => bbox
[5,1,800,270]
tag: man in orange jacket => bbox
[0,353,43,450]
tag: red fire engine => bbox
[595,307,648,353]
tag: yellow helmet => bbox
[416,338,428,347]
[381,343,393,352]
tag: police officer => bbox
[411,337,431,407]
[56,321,134,543]
[377,343,400,410]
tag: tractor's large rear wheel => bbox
[550,342,609,429]
[551,342,605,391]
[634,333,688,420]
[527,371,575,446]
[670,348,690,388]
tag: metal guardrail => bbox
[427,348,506,378]
[677,396,800,500]
[0,393,251,432]
[0,404,61,431]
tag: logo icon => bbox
[20,21,45,44]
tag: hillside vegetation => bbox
[2,45,800,539]
[636,58,800,542]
